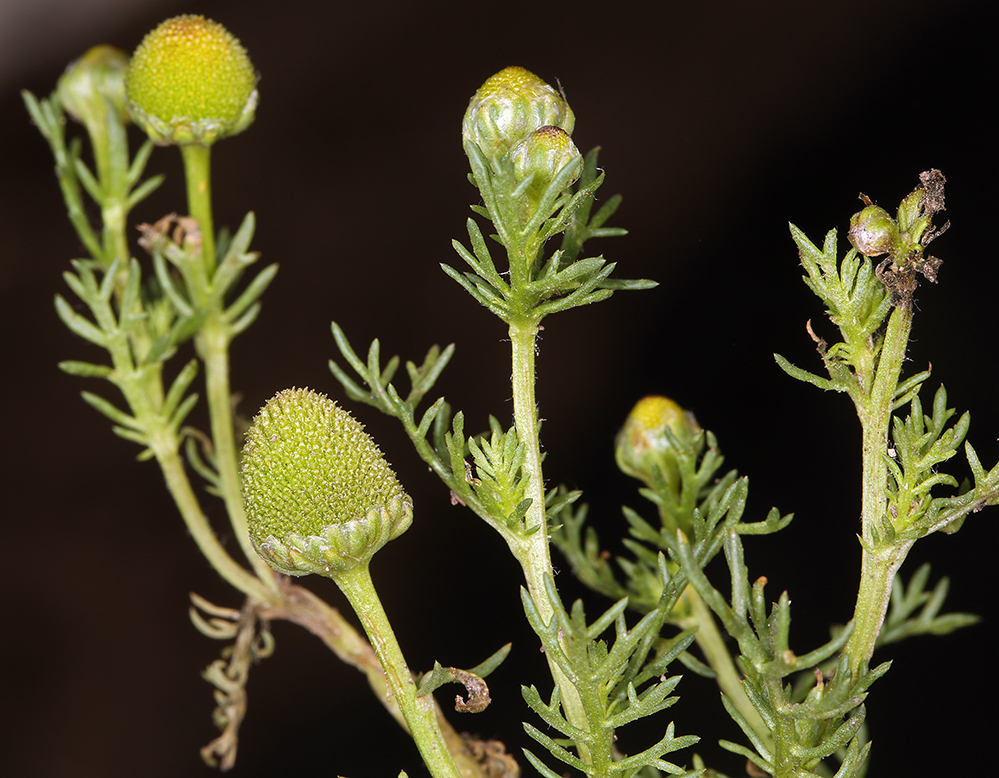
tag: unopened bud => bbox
[462,66,574,164]
[509,125,583,203]
[241,388,412,578]
[125,15,257,145]
[57,45,129,127]
[615,396,701,491]
[848,204,899,257]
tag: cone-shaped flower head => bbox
[57,45,130,127]
[615,396,701,491]
[241,388,412,578]
[463,66,575,165]
[125,15,257,145]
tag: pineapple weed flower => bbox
[616,395,701,495]
[462,66,575,164]
[125,15,258,146]
[241,388,412,578]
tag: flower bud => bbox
[848,204,899,257]
[241,388,412,578]
[615,396,701,490]
[57,45,130,127]
[462,66,575,164]
[125,15,257,145]
[509,125,583,203]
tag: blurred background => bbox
[2,0,996,775]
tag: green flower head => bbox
[125,15,258,145]
[57,45,130,128]
[615,395,701,492]
[462,66,575,165]
[241,388,412,578]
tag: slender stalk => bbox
[180,143,216,274]
[846,300,914,669]
[153,438,271,601]
[683,586,773,750]
[179,140,276,588]
[333,564,461,778]
[197,317,279,587]
[507,316,591,758]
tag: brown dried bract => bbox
[137,213,202,253]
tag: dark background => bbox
[2,1,996,776]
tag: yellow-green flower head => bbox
[509,125,583,202]
[125,15,258,145]
[848,204,899,257]
[615,396,701,489]
[57,45,130,127]
[241,388,412,578]
[463,66,575,164]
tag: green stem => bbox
[683,586,773,751]
[180,141,274,588]
[507,316,591,759]
[846,300,914,670]
[153,437,271,601]
[197,318,278,587]
[180,143,216,275]
[334,564,461,778]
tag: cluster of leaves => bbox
[447,149,653,324]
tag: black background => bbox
[2,1,996,776]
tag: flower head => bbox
[463,66,574,165]
[57,45,130,128]
[615,396,701,491]
[241,388,411,578]
[125,15,257,145]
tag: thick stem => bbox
[334,564,461,778]
[180,143,216,275]
[262,580,487,778]
[846,301,914,670]
[507,317,591,758]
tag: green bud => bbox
[125,15,258,146]
[462,66,575,164]
[509,125,583,203]
[848,203,899,257]
[615,396,701,492]
[241,388,412,578]
[57,45,130,127]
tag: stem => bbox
[333,564,461,778]
[683,586,773,750]
[197,318,279,587]
[179,141,275,588]
[507,317,591,757]
[153,438,271,601]
[180,143,216,275]
[846,300,914,670]
[262,580,487,778]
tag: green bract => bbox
[241,388,412,577]
[125,15,257,146]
